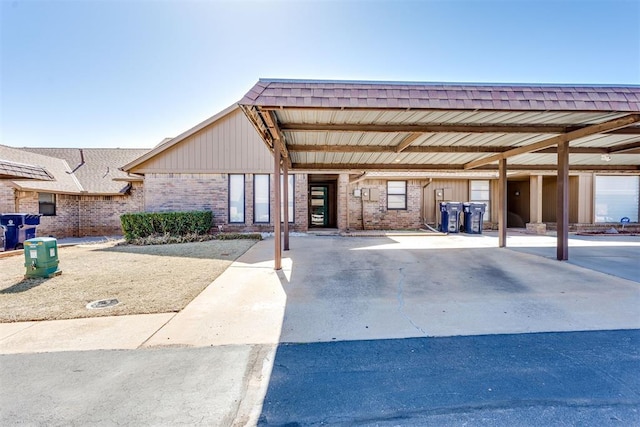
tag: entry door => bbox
[310,185,329,227]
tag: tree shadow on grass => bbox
[0,277,49,294]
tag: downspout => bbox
[421,178,440,233]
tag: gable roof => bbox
[121,103,239,172]
[20,148,149,194]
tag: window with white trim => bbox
[254,174,270,223]
[387,181,407,210]
[228,174,245,223]
[470,180,490,221]
[281,174,295,223]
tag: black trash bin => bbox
[0,213,41,251]
[439,202,463,233]
[463,203,486,234]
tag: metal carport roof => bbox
[239,79,640,268]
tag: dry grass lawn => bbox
[0,239,257,322]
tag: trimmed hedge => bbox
[121,211,213,241]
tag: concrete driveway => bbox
[2,233,639,426]
[249,233,640,342]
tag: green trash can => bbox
[24,237,61,278]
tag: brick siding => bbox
[1,182,144,238]
[144,173,309,233]
[345,179,423,230]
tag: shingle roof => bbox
[0,159,53,180]
[20,148,149,194]
[0,144,82,193]
[240,79,640,112]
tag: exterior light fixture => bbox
[601,154,612,162]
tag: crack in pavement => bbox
[396,267,428,336]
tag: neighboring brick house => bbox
[0,144,148,238]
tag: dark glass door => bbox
[310,185,329,227]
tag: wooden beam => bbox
[557,140,569,261]
[608,140,640,154]
[395,133,422,153]
[282,123,567,133]
[498,158,507,248]
[464,114,640,170]
[287,144,607,154]
[261,109,290,160]
[273,142,282,270]
[283,161,289,251]
[292,163,640,172]
[280,122,640,135]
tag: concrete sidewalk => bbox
[1,233,638,354]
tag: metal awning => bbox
[239,79,640,268]
[0,159,53,180]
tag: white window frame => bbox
[253,174,270,224]
[469,180,490,221]
[228,174,245,223]
[387,181,407,210]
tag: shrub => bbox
[121,211,213,241]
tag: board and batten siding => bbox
[131,109,272,174]
[422,179,469,224]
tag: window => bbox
[254,174,270,223]
[387,181,407,210]
[228,174,245,223]
[470,180,490,221]
[595,175,639,222]
[281,174,295,223]
[38,193,56,216]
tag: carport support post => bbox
[273,142,282,270]
[557,140,569,261]
[498,158,507,247]
[283,161,290,251]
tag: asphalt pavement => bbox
[258,330,640,426]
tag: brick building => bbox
[0,144,147,239]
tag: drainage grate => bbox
[86,298,120,310]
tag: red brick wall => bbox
[144,173,309,233]
[78,182,144,236]
[0,184,15,212]
[345,179,423,230]
[9,184,143,238]
[16,192,79,238]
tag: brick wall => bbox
[345,179,423,230]
[15,191,79,238]
[144,172,309,233]
[78,182,144,236]
[8,184,143,238]
[0,184,15,212]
